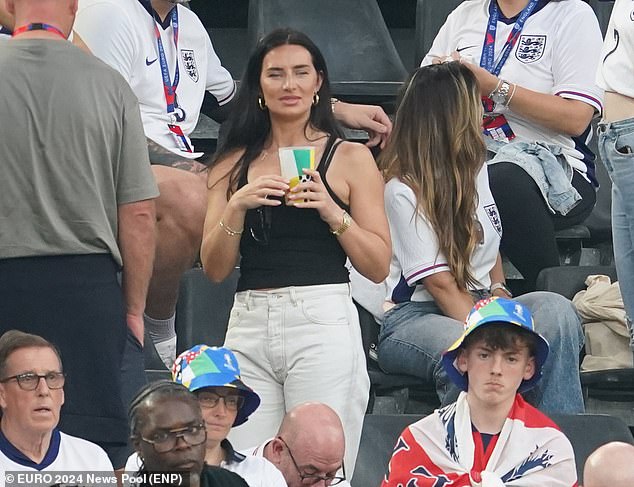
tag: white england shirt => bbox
[596,0,634,99]
[74,0,235,158]
[0,429,113,485]
[422,0,604,175]
[385,166,502,305]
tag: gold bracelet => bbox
[219,219,243,237]
[330,210,352,236]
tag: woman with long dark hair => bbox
[376,61,584,414]
[200,28,390,472]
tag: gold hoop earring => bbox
[312,93,320,106]
[258,96,266,110]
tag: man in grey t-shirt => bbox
[0,0,157,469]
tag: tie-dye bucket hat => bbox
[172,344,260,426]
[441,297,550,393]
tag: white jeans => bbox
[225,283,370,472]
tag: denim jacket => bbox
[486,138,582,215]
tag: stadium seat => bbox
[535,265,617,299]
[414,0,464,63]
[351,413,634,486]
[247,0,407,105]
[536,266,634,407]
[174,266,240,353]
[355,302,438,414]
[587,0,615,36]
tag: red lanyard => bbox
[12,23,66,39]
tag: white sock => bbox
[145,313,177,369]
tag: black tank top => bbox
[236,135,350,291]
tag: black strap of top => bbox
[237,135,349,211]
[318,136,349,212]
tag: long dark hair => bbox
[379,62,486,290]
[210,28,343,196]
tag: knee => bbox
[488,163,538,205]
[522,291,582,340]
[156,175,207,238]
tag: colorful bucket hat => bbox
[441,297,550,393]
[171,345,260,426]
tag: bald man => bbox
[247,403,351,487]
[583,441,634,487]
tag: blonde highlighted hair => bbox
[379,62,486,290]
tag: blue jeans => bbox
[378,291,584,414]
[599,118,634,349]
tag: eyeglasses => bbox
[0,372,65,391]
[249,206,272,245]
[139,422,207,453]
[278,436,346,486]
[196,392,244,411]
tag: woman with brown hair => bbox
[376,61,584,414]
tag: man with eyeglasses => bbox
[0,330,114,474]
[249,402,350,487]
[129,380,249,487]
[126,345,286,487]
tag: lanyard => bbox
[153,7,180,116]
[12,23,66,39]
[479,0,539,76]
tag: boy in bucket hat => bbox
[382,297,578,487]
[126,345,286,487]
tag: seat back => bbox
[535,265,617,299]
[248,0,407,101]
[351,413,634,486]
[585,120,613,243]
[352,413,421,487]
[550,413,634,483]
[174,267,239,353]
[587,0,615,36]
[415,0,465,63]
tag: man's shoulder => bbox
[78,0,141,14]
[76,0,147,34]
[58,431,114,469]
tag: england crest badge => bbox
[484,204,503,237]
[181,49,199,82]
[515,35,546,64]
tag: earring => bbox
[312,92,320,106]
[258,96,266,110]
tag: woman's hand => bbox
[458,56,499,97]
[333,102,392,149]
[228,175,289,212]
[288,169,342,228]
[432,52,499,97]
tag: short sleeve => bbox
[115,86,159,204]
[551,3,604,113]
[204,30,235,106]
[74,1,138,82]
[420,14,457,67]
[385,181,449,286]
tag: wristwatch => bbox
[489,80,512,106]
[490,282,513,298]
[330,211,352,236]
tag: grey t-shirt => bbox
[0,39,158,265]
